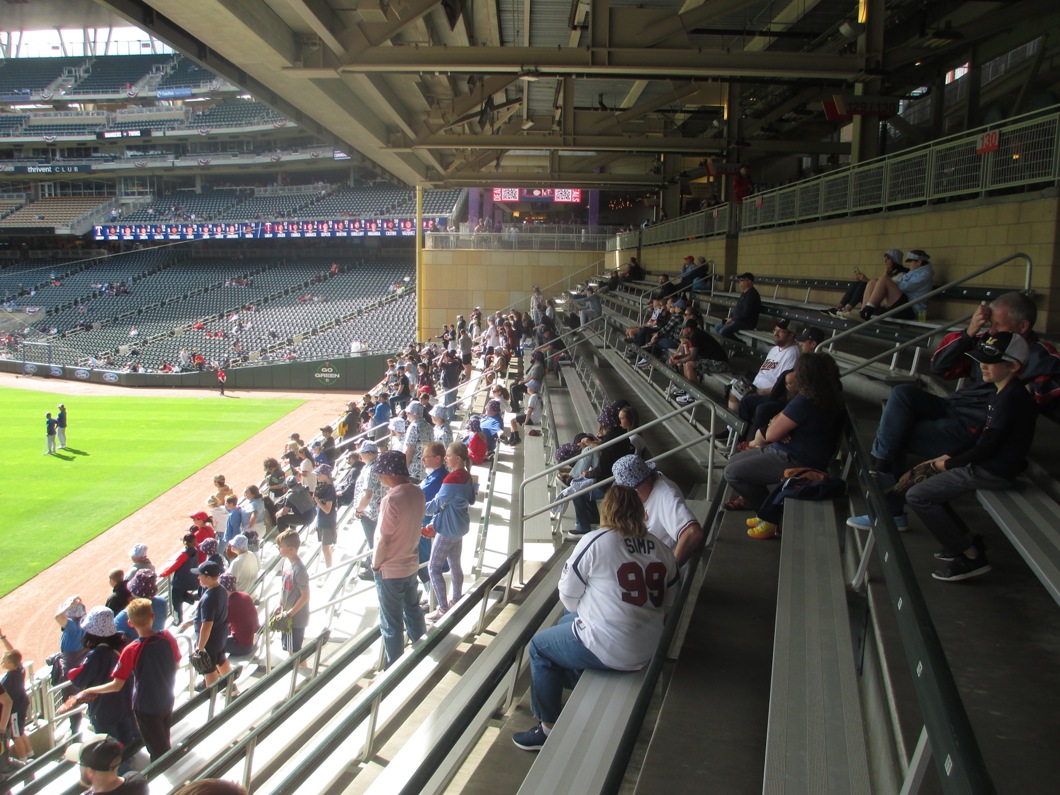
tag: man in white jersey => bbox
[513,487,679,751]
[612,455,703,567]
[726,318,799,439]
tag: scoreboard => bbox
[93,217,443,241]
[492,188,582,203]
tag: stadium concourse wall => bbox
[418,247,602,341]
[1,354,391,391]
[621,192,1060,331]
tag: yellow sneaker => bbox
[746,516,763,528]
[747,521,778,539]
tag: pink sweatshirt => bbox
[373,482,426,579]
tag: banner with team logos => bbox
[93,218,445,241]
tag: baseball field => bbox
[1,386,304,597]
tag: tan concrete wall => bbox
[615,193,1060,330]
[418,247,604,340]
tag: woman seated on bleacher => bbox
[569,405,636,538]
[724,353,846,538]
[825,248,904,317]
[852,248,933,322]
[512,486,679,751]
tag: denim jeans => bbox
[738,393,773,425]
[529,613,609,725]
[375,573,425,668]
[360,516,377,547]
[646,336,678,358]
[870,384,974,468]
[571,487,602,534]
[441,386,457,420]
[715,320,754,339]
[417,536,431,586]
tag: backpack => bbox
[757,469,846,524]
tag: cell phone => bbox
[853,266,861,275]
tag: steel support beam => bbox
[331,46,859,80]
[406,133,849,155]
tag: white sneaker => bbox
[425,608,448,622]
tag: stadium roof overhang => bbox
[26,0,1060,190]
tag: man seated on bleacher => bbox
[652,273,678,302]
[849,291,1060,530]
[622,256,645,282]
[715,272,762,339]
[274,475,315,532]
[612,455,704,567]
[635,298,687,368]
[900,333,1037,582]
[678,256,711,293]
[619,296,665,356]
[569,286,602,328]
[668,320,729,399]
[723,319,799,440]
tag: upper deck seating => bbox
[0,197,111,228]
[157,56,219,90]
[0,57,85,95]
[66,55,172,94]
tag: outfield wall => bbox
[1,354,391,392]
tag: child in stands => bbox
[79,598,181,761]
[905,332,1037,581]
[0,633,31,760]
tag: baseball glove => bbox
[891,461,939,495]
[190,648,217,676]
[269,611,294,634]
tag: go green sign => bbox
[314,361,341,386]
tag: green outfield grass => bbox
[0,388,304,597]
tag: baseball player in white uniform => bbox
[613,455,705,567]
[513,486,679,751]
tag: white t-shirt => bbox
[642,474,699,550]
[558,530,679,670]
[229,550,260,594]
[752,344,799,391]
[523,392,541,425]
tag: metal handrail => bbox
[844,428,994,794]
[268,551,521,794]
[822,251,1032,355]
[454,256,609,322]
[531,312,605,351]
[518,398,710,525]
[741,104,1060,232]
[839,313,973,378]
[471,436,505,576]
[190,627,380,787]
[522,431,714,523]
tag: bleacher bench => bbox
[977,483,1060,606]
[517,667,649,795]
[765,498,870,794]
[363,552,568,794]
